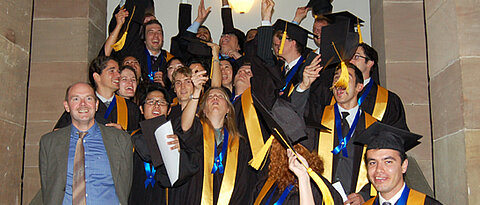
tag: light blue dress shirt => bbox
[63,122,120,205]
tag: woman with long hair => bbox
[176,82,254,204]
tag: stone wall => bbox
[426,0,480,204]
[0,0,33,203]
[22,0,106,203]
[370,0,434,190]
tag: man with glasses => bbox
[129,85,199,204]
[348,43,409,130]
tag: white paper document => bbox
[332,181,349,203]
[154,120,180,184]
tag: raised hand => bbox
[195,0,212,24]
[206,42,220,57]
[287,149,309,180]
[299,54,323,90]
[261,0,275,21]
[293,6,310,24]
[115,9,129,27]
[191,70,208,91]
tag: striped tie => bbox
[72,131,87,205]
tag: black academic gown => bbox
[129,115,200,205]
[54,96,141,132]
[256,26,318,100]
[300,79,409,131]
[100,0,173,84]
[302,109,374,201]
[365,187,442,205]
[250,173,343,205]
[172,118,254,205]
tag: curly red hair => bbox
[268,139,325,191]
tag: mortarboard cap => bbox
[325,11,364,32]
[251,93,320,151]
[306,0,333,16]
[273,19,316,48]
[355,122,423,154]
[319,16,359,67]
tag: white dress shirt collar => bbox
[379,183,406,205]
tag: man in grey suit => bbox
[39,82,132,205]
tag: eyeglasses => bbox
[145,99,168,106]
[353,54,369,60]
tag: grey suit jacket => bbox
[39,122,133,205]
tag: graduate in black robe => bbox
[355,122,442,205]
[128,85,199,205]
[177,85,255,205]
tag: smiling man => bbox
[54,56,141,132]
[40,82,132,205]
[355,122,442,205]
[295,63,379,204]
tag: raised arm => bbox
[287,149,315,205]
[104,9,129,56]
[293,7,309,25]
[181,70,208,132]
[207,42,222,88]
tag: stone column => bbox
[0,0,33,203]
[426,0,480,204]
[370,0,433,192]
[22,0,106,203]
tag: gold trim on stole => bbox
[253,177,276,205]
[406,189,426,204]
[241,88,274,170]
[329,85,389,122]
[363,188,427,205]
[371,86,388,121]
[318,106,377,195]
[115,95,129,130]
[201,121,239,205]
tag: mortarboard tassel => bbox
[272,128,334,205]
[112,6,136,52]
[248,135,275,170]
[357,18,363,44]
[279,23,288,55]
[330,42,350,93]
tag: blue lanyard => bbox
[358,80,373,106]
[265,185,278,205]
[143,162,156,188]
[211,128,229,174]
[103,95,117,119]
[274,184,294,205]
[280,56,304,93]
[144,48,164,83]
[373,186,410,205]
[229,89,237,102]
[332,103,361,157]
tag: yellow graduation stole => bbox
[130,128,141,152]
[115,95,129,130]
[201,121,239,205]
[329,84,389,122]
[241,88,275,170]
[364,188,427,205]
[318,105,377,195]
[253,177,276,205]
[171,97,179,106]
